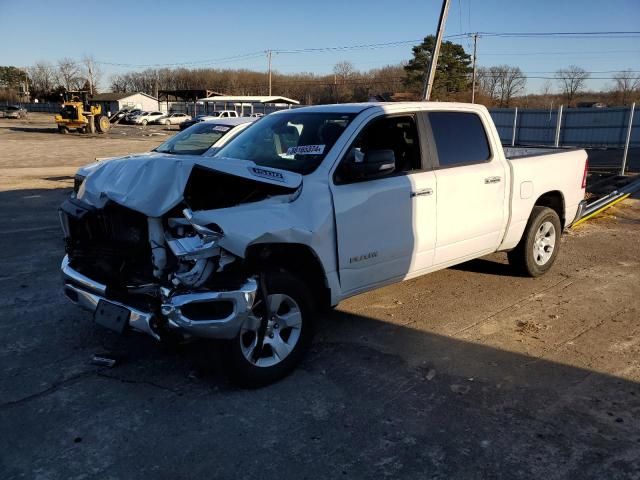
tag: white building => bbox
[90,92,159,116]
[199,95,300,116]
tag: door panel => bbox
[434,161,506,265]
[330,113,438,295]
[331,171,436,295]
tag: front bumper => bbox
[61,255,257,341]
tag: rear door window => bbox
[427,112,491,168]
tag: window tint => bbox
[428,112,490,167]
[335,115,421,183]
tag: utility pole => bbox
[422,0,451,101]
[267,50,272,96]
[471,33,479,103]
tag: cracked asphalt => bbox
[1,115,640,479]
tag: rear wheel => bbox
[224,271,315,387]
[508,206,561,277]
[141,119,148,126]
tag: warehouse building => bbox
[89,92,159,116]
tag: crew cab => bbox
[59,102,588,386]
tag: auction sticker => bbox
[212,125,231,132]
[286,144,325,155]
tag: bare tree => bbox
[495,65,526,107]
[27,61,57,99]
[477,65,525,106]
[333,61,356,80]
[540,80,553,97]
[81,55,102,94]
[57,57,82,91]
[611,69,640,105]
[477,66,501,102]
[555,65,590,105]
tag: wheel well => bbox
[534,191,565,228]
[244,243,331,309]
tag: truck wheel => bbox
[508,206,561,277]
[58,126,69,134]
[224,271,315,388]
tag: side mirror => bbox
[345,149,396,180]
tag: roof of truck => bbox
[279,102,488,115]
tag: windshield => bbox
[154,122,236,155]
[214,111,356,174]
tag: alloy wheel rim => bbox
[239,293,303,368]
[533,221,556,266]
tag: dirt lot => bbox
[1,114,639,479]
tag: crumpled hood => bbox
[76,153,302,217]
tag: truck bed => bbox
[498,147,588,251]
[503,146,580,160]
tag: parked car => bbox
[154,113,192,125]
[130,111,165,125]
[112,108,139,120]
[59,102,587,387]
[179,110,239,130]
[74,117,255,180]
[2,105,28,119]
[123,110,144,122]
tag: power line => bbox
[96,51,265,68]
[94,31,640,70]
[481,49,640,56]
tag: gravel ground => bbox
[1,114,639,479]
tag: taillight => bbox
[581,159,588,189]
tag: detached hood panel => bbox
[76,154,302,217]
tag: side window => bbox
[428,112,491,168]
[335,115,422,184]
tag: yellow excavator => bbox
[54,92,110,134]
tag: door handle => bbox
[484,176,502,184]
[411,188,433,197]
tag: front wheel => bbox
[508,206,562,277]
[141,119,148,126]
[224,271,315,387]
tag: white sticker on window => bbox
[286,144,325,155]
[212,125,231,132]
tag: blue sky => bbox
[1,0,639,93]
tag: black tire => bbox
[508,206,562,277]
[141,119,148,126]
[224,271,315,388]
[77,126,86,134]
[58,126,68,134]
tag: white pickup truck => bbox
[59,102,587,386]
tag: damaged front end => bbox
[60,199,258,342]
[59,155,303,342]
